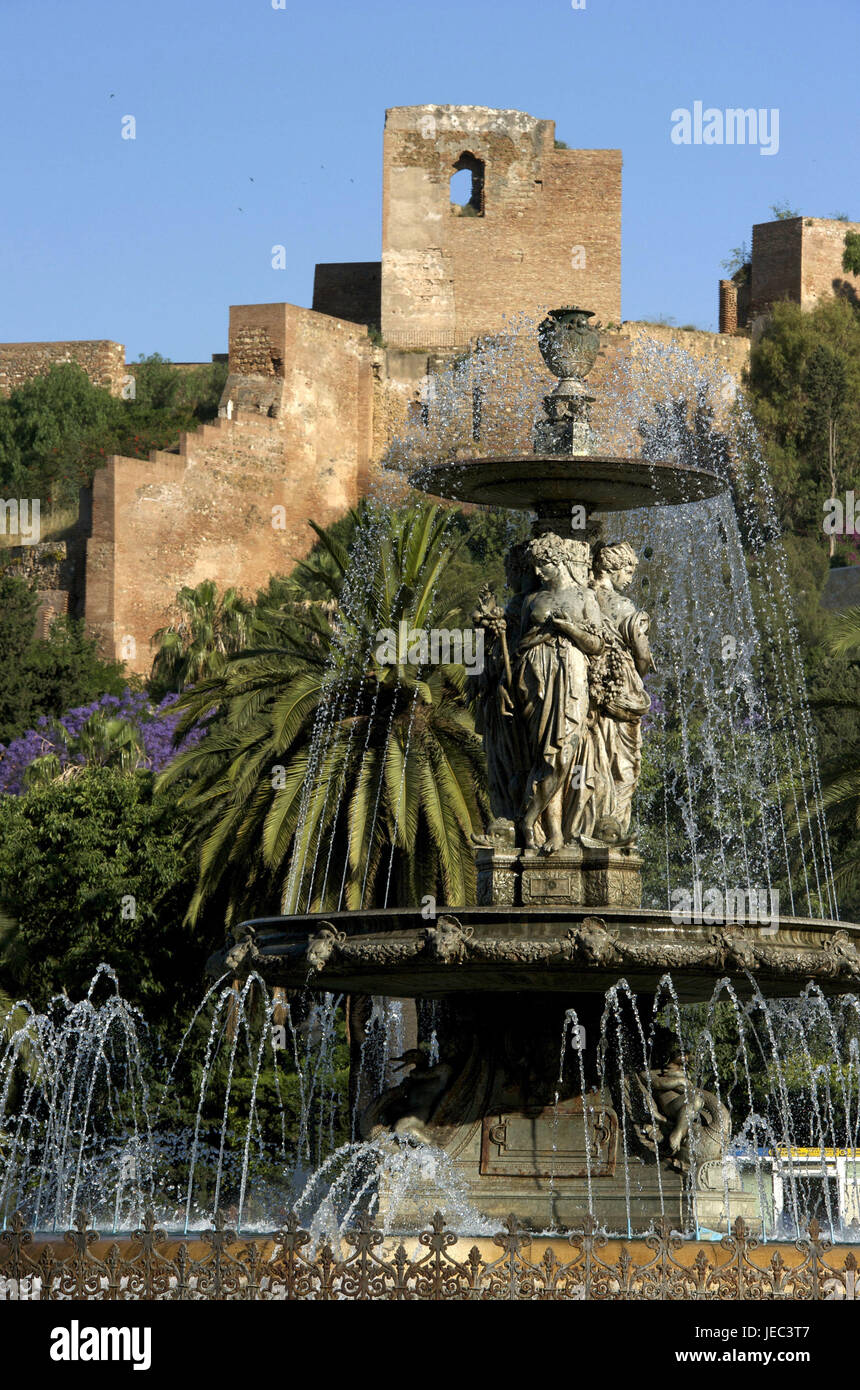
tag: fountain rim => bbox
[213,905,860,1004]
[405,452,728,512]
[232,904,857,933]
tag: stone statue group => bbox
[471,532,653,853]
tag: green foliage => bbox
[676,996,860,1133]
[428,507,531,620]
[770,201,800,221]
[742,296,860,916]
[0,767,211,1035]
[802,608,860,907]
[0,572,40,743]
[18,617,129,733]
[721,240,751,280]
[0,572,127,743]
[803,344,847,442]
[776,534,831,650]
[0,908,38,1080]
[821,605,860,659]
[0,364,120,503]
[168,999,351,1169]
[159,502,489,924]
[843,230,860,277]
[745,298,860,541]
[149,580,253,700]
[0,356,227,511]
[24,709,147,789]
[256,509,360,611]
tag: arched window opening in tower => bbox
[450,153,485,217]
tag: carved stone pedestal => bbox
[377,1095,688,1234]
[476,844,643,909]
[362,992,757,1235]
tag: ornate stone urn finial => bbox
[534,307,600,457]
[537,307,600,396]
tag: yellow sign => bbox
[774,1148,858,1159]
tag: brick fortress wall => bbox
[381,105,621,348]
[6,105,807,680]
[85,304,373,674]
[748,219,805,320]
[744,217,860,322]
[799,218,860,308]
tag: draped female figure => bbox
[514,535,608,852]
[590,541,654,837]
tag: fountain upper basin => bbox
[213,906,860,1004]
[407,454,726,512]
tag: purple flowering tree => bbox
[0,689,205,795]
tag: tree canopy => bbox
[745,298,860,546]
[158,502,490,924]
[0,767,211,1035]
[0,356,227,509]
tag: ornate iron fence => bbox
[1,1210,858,1300]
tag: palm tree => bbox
[805,606,860,896]
[24,710,147,789]
[150,580,252,697]
[158,502,488,925]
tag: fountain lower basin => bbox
[212,905,860,1236]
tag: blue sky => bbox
[0,0,856,360]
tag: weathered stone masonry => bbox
[381,105,622,347]
[0,340,125,397]
[86,304,373,674]
[718,216,860,329]
[76,103,625,674]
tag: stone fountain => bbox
[217,309,860,1235]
